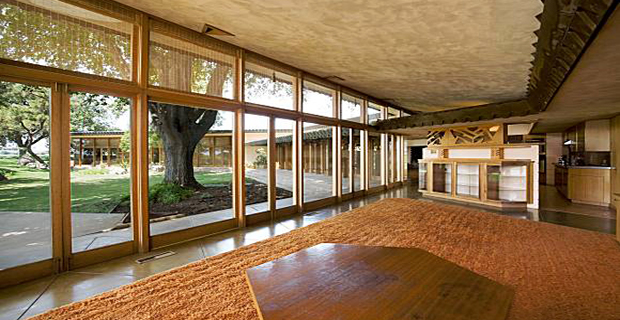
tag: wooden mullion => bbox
[59,83,72,268]
[134,12,150,253]
[268,116,277,217]
[50,83,65,273]
[234,108,246,228]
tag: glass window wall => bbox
[148,103,235,236]
[303,122,334,202]
[303,81,334,118]
[70,92,132,252]
[244,114,270,215]
[0,81,52,269]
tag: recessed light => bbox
[324,76,345,82]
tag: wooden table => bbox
[246,243,514,320]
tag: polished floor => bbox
[0,182,616,320]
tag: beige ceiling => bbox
[116,0,542,112]
[389,7,620,138]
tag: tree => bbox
[149,103,218,188]
[0,82,131,168]
[0,82,50,167]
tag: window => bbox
[387,135,394,183]
[368,132,382,188]
[0,81,52,269]
[342,128,351,194]
[303,81,334,118]
[303,122,334,202]
[274,119,295,209]
[341,94,362,122]
[368,103,383,125]
[148,103,235,236]
[352,129,363,191]
[0,0,133,80]
[387,107,400,119]
[244,62,294,110]
[149,32,234,99]
[244,114,270,215]
[70,92,133,252]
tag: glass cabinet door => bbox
[418,162,427,191]
[456,164,479,198]
[432,163,452,194]
[487,163,528,202]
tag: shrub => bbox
[75,168,109,175]
[149,183,194,205]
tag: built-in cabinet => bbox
[487,164,529,202]
[432,163,452,194]
[456,164,480,198]
[585,119,611,152]
[419,163,428,191]
[555,164,612,207]
[420,159,533,208]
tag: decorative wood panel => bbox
[427,124,505,147]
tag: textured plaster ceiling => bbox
[116,0,542,112]
[389,7,620,138]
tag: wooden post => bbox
[92,138,97,167]
[107,138,111,167]
[78,138,84,167]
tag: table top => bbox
[246,243,514,320]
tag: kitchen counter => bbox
[554,164,611,206]
[554,164,614,170]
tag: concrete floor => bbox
[0,182,616,320]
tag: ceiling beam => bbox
[527,0,616,111]
[374,100,535,131]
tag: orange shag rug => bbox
[30,199,620,320]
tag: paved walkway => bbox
[1,169,342,270]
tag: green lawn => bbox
[0,157,236,214]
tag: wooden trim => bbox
[147,87,241,111]
[246,211,272,226]
[244,102,299,120]
[274,206,298,219]
[134,93,150,253]
[234,108,246,228]
[335,126,342,200]
[150,219,238,249]
[49,83,64,273]
[0,60,139,95]
[69,242,134,269]
[0,259,54,289]
[303,197,337,212]
[268,116,277,217]
[235,49,245,103]
[59,84,72,268]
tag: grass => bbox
[0,157,237,214]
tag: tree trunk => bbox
[162,134,201,188]
[149,103,218,189]
[25,146,48,168]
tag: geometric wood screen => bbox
[427,124,504,146]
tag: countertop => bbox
[554,164,615,170]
